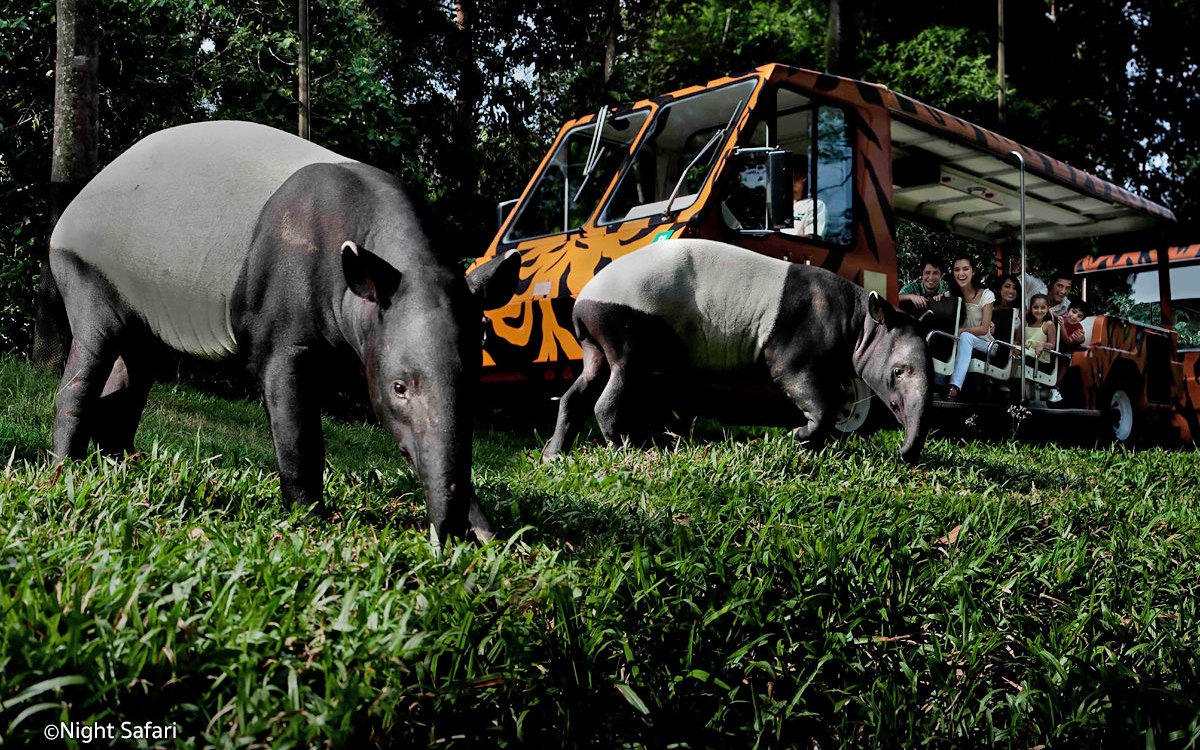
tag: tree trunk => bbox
[824,0,853,75]
[298,0,310,139]
[34,0,99,367]
[603,0,619,84]
[450,0,481,222]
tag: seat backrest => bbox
[923,297,961,334]
[989,308,1017,366]
[1080,315,1096,345]
[921,297,961,365]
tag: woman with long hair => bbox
[945,255,995,402]
[994,273,1021,311]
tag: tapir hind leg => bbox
[542,339,610,461]
[50,250,129,460]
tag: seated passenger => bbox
[988,273,1022,358]
[1053,298,1092,400]
[898,254,949,313]
[1059,298,1091,351]
[1024,293,1061,403]
[993,273,1021,313]
[780,153,826,238]
[945,255,994,402]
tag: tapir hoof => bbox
[469,525,496,544]
[790,424,817,441]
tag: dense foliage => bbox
[3,1,1199,355]
[2,356,1198,747]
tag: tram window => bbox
[600,79,757,224]
[505,110,648,242]
[721,87,853,245]
[814,107,853,246]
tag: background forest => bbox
[2,0,1199,356]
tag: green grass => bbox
[2,355,1199,748]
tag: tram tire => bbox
[834,377,877,436]
[1102,380,1139,445]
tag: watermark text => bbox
[43,720,180,744]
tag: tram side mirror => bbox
[765,150,793,230]
[496,198,519,230]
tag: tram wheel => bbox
[1104,382,1138,444]
[834,377,873,435]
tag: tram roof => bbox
[754,64,1177,245]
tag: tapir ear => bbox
[867,291,889,325]
[465,249,522,311]
[867,291,908,329]
[342,240,402,308]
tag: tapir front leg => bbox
[93,347,155,457]
[254,352,330,517]
[768,361,840,445]
[54,338,120,459]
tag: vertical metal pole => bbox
[298,0,310,139]
[1011,150,1026,402]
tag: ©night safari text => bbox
[45,720,180,742]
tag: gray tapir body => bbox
[49,120,519,541]
[542,238,932,461]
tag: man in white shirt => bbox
[1046,271,1073,320]
[781,154,826,238]
[1011,256,1047,307]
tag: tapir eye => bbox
[392,380,408,399]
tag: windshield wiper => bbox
[662,100,743,215]
[572,107,609,204]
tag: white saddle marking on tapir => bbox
[578,239,790,370]
[50,120,355,359]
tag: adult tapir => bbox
[49,120,520,542]
[541,238,932,462]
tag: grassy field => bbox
[2,355,1199,748]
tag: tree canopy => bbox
[2,0,1197,355]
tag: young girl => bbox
[1024,294,1056,363]
[1024,293,1061,402]
[945,255,995,402]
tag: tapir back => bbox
[50,120,354,359]
[578,239,790,370]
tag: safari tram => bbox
[467,62,1200,446]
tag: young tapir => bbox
[541,238,932,462]
[49,120,520,543]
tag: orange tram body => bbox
[469,63,1192,444]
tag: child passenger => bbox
[1059,298,1092,350]
[1024,293,1061,403]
